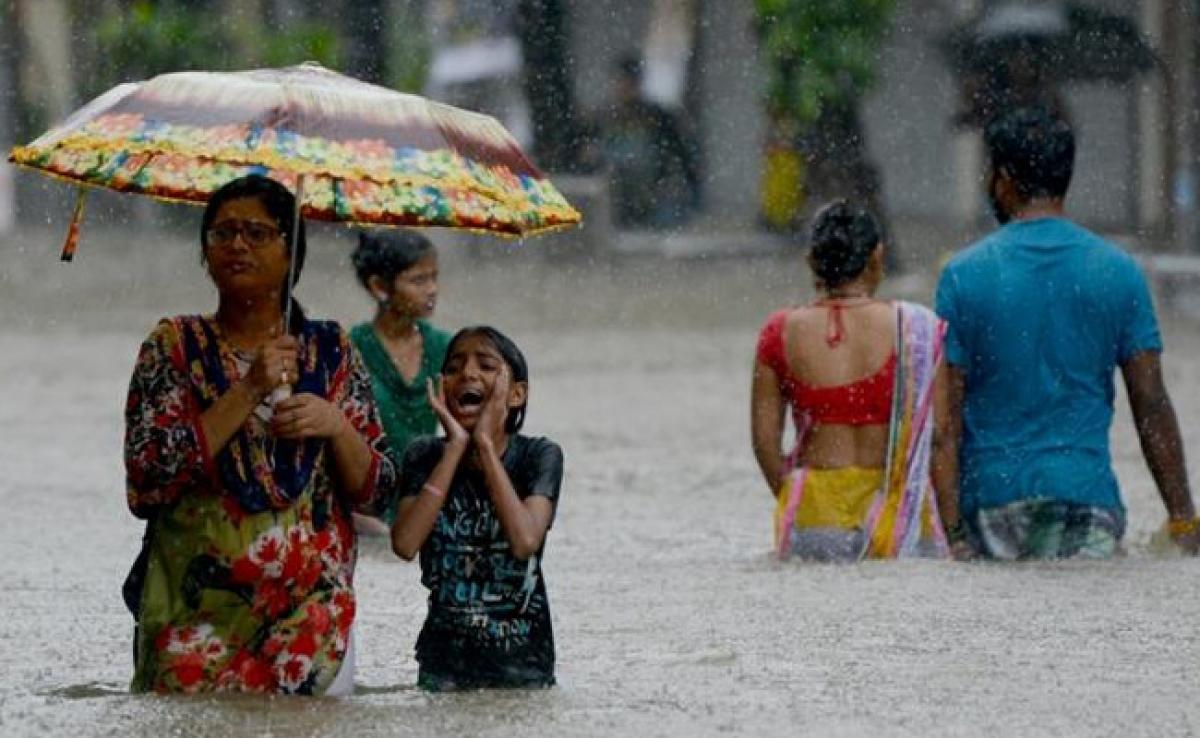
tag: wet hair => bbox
[807,200,881,289]
[350,229,437,289]
[984,106,1075,201]
[443,326,529,434]
[200,174,308,330]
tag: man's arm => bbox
[1120,350,1199,552]
[933,362,972,559]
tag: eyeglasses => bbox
[206,220,283,249]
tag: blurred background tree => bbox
[382,0,431,94]
[10,0,440,141]
[78,0,343,101]
[10,0,353,224]
[343,0,388,84]
[516,0,581,172]
[754,0,895,236]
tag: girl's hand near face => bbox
[427,377,469,448]
[393,377,470,559]
[474,364,511,448]
[272,394,349,439]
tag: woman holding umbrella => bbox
[8,62,580,692]
[123,174,397,695]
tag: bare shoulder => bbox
[783,304,822,332]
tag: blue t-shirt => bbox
[935,217,1162,515]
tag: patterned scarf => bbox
[173,315,344,513]
[861,301,949,558]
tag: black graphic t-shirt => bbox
[400,434,564,688]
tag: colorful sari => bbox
[124,315,397,694]
[774,301,949,560]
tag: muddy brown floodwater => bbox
[1,226,1198,737]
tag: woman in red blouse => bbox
[750,201,961,561]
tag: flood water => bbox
[2,224,1198,737]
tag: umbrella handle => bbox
[277,170,302,407]
[60,189,88,261]
[270,384,293,406]
[282,174,306,332]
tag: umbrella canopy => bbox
[940,2,1158,83]
[8,62,581,240]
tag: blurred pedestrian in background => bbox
[583,55,700,229]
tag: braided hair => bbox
[807,200,881,289]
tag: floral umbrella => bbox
[8,62,582,263]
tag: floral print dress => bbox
[124,315,396,694]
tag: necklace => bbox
[817,291,873,302]
[811,294,877,348]
[212,316,281,356]
[377,318,420,340]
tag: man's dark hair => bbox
[984,106,1075,201]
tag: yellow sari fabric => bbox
[774,467,882,531]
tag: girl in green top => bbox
[350,230,451,530]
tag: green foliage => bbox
[79,1,341,98]
[259,24,342,70]
[85,0,225,94]
[385,8,431,94]
[754,0,895,124]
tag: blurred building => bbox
[558,0,1199,257]
[1,0,1195,257]
[424,0,531,147]
[0,2,20,237]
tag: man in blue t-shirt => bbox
[934,106,1199,559]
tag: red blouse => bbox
[756,309,894,426]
